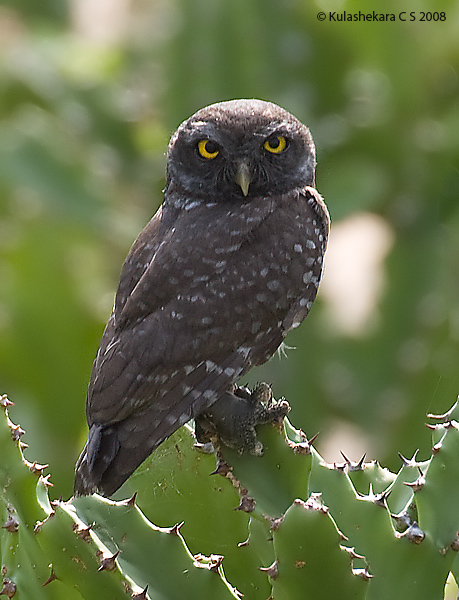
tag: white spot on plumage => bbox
[256,293,268,303]
[238,346,251,358]
[184,200,201,211]
[267,280,281,291]
[251,321,261,334]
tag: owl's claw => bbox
[194,382,290,455]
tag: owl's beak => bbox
[234,162,251,197]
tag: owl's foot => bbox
[194,382,290,455]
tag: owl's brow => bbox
[255,123,290,137]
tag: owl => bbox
[74,99,329,497]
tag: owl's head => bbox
[165,99,316,203]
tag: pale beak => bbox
[234,162,251,197]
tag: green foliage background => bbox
[0,0,458,498]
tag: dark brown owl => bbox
[74,99,329,496]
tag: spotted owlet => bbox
[74,99,329,496]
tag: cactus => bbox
[2,391,459,599]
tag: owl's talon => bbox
[194,383,290,456]
[251,441,264,456]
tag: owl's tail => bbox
[74,422,128,496]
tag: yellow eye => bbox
[264,135,287,154]
[197,139,220,159]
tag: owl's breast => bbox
[160,187,328,365]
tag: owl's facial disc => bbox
[166,99,316,202]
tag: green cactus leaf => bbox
[220,418,313,517]
[271,496,367,599]
[416,420,459,551]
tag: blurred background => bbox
[0,0,458,498]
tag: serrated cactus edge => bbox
[2,392,459,599]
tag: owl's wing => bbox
[86,197,278,424]
[76,198,282,495]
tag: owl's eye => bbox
[263,135,288,154]
[197,139,220,160]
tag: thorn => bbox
[39,474,54,488]
[0,395,14,409]
[340,546,366,561]
[25,460,49,476]
[10,423,25,442]
[193,553,224,572]
[208,555,224,573]
[291,441,312,455]
[373,490,391,508]
[400,522,425,544]
[425,422,440,430]
[404,470,425,493]
[260,560,278,580]
[398,450,419,467]
[132,585,149,600]
[353,567,373,581]
[391,510,412,532]
[349,453,366,472]
[340,451,351,464]
[237,537,249,548]
[270,516,284,531]
[211,458,232,477]
[73,523,92,542]
[308,431,319,445]
[427,401,458,420]
[42,565,58,587]
[123,493,138,507]
[357,453,366,469]
[165,521,184,536]
[1,576,17,598]
[34,520,44,534]
[432,441,442,455]
[98,550,120,572]
[236,495,256,513]
[2,513,19,533]
[451,532,459,552]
